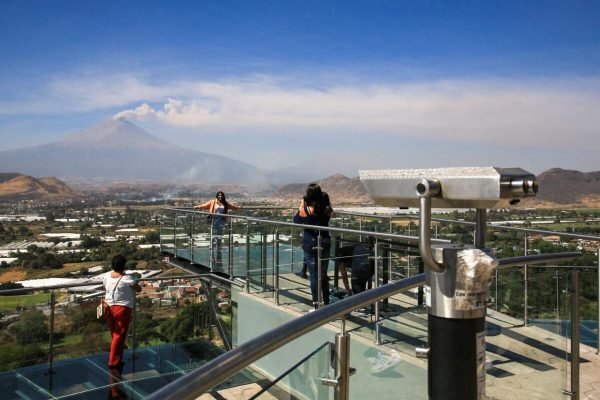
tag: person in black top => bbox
[293,184,333,308]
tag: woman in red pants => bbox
[102,254,141,370]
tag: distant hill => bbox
[0,174,78,201]
[275,169,600,208]
[0,119,268,184]
[0,173,22,184]
[529,168,600,207]
[277,174,371,205]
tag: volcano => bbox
[0,119,265,183]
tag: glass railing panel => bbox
[332,213,394,235]
[246,222,270,295]
[349,340,427,400]
[160,209,177,256]
[133,277,209,351]
[578,268,598,348]
[173,212,193,262]
[0,289,54,372]
[56,296,111,362]
[207,283,233,349]
[247,222,288,298]
[129,277,265,395]
[190,212,212,267]
[485,267,571,399]
[230,216,252,278]
[271,224,311,311]
[250,342,332,400]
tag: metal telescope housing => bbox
[359,166,537,209]
[360,166,539,399]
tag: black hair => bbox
[322,192,331,208]
[111,254,127,273]
[319,191,333,224]
[304,183,322,205]
[216,191,229,213]
[304,183,324,216]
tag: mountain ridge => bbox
[0,174,78,201]
[0,119,267,183]
[0,168,597,207]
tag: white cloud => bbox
[110,77,600,149]
[1,70,599,151]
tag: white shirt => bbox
[103,273,137,308]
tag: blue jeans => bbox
[303,241,331,305]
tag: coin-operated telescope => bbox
[360,167,537,400]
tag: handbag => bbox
[96,300,107,319]
[97,275,123,319]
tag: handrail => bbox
[249,342,331,399]
[497,252,583,269]
[408,215,600,242]
[164,207,600,242]
[145,273,425,400]
[145,250,582,400]
[162,208,452,244]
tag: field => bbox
[0,261,103,283]
[0,292,51,310]
[0,269,27,283]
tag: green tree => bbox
[159,303,207,343]
[0,343,46,371]
[10,310,49,346]
[143,230,160,243]
[17,225,30,237]
[0,281,24,290]
[82,235,102,249]
[135,313,164,345]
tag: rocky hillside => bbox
[0,174,79,201]
[525,168,600,208]
[276,174,371,205]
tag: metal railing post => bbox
[290,227,295,273]
[567,268,581,400]
[48,291,55,373]
[524,234,529,326]
[228,218,233,277]
[245,221,250,294]
[208,281,214,341]
[174,212,178,258]
[475,208,486,249]
[373,238,381,345]
[275,229,280,305]
[159,211,163,253]
[334,239,341,293]
[597,246,600,355]
[261,228,267,292]
[495,269,499,311]
[317,233,323,308]
[209,221,214,271]
[132,298,137,351]
[190,213,195,264]
[334,331,351,400]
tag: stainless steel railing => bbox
[146,251,583,400]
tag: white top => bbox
[103,273,137,308]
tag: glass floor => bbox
[0,341,266,400]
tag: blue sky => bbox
[1,1,599,176]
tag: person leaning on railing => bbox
[194,191,242,268]
[194,191,242,236]
[102,254,141,371]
